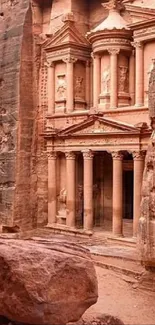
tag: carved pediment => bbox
[42,21,89,50]
[58,115,140,137]
[124,1,155,24]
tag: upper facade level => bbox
[38,0,155,121]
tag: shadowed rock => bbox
[0,239,98,325]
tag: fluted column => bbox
[133,42,144,107]
[47,61,55,114]
[129,50,135,105]
[48,151,57,224]
[83,150,94,231]
[86,60,90,108]
[65,152,76,228]
[108,48,120,109]
[64,56,77,113]
[92,53,101,108]
[112,152,123,236]
[133,151,145,237]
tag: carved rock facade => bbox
[1,0,155,241]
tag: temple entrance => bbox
[123,153,133,237]
[123,170,133,220]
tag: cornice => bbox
[129,18,155,31]
[87,29,132,45]
[45,42,91,54]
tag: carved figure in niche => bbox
[0,123,14,154]
[102,68,110,94]
[57,188,67,218]
[148,59,155,119]
[57,74,66,99]
[119,66,128,93]
[74,76,84,99]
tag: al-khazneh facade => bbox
[1,0,155,239]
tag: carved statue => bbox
[56,74,66,99]
[74,76,84,99]
[57,188,67,218]
[119,66,128,93]
[102,68,110,93]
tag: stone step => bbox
[107,235,136,248]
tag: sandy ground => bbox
[82,266,155,325]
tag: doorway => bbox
[123,170,133,220]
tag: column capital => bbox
[108,48,120,55]
[131,41,143,49]
[47,151,57,159]
[132,150,146,160]
[45,60,55,68]
[91,52,100,60]
[65,151,76,160]
[63,56,77,64]
[111,151,123,160]
[82,150,94,159]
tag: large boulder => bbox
[0,238,98,325]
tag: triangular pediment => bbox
[42,22,89,50]
[124,1,155,23]
[58,115,141,137]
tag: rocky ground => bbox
[82,266,155,325]
[1,231,155,325]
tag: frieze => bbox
[134,26,155,37]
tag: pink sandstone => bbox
[0,239,98,325]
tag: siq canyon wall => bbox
[0,0,48,231]
[0,0,104,231]
[139,62,155,269]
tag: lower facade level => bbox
[47,149,145,238]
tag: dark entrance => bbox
[123,170,133,219]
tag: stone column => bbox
[133,42,144,107]
[133,151,145,237]
[129,50,135,105]
[64,56,77,113]
[108,48,120,109]
[65,152,76,228]
[86,60,90,108]
[83,150,94,231]
[92,53,101,108]
[47,61,55,114]
[112,152,123,236]
[48,151,57,224]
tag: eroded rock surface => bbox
[139,62,155,269]
[0,239,98,325]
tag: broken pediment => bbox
[58,115,140,137]
[124,0,155,24]
[42,21,89,50]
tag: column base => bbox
[135,103,144,108]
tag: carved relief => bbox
[102,68,110,94]
[0,123,14,153]
[57,188,67,219]
[74,76,84,99]
[56,74,66,99]
[119,66,129,93]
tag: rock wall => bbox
[139,63,155,268]
[0,0,48,230]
